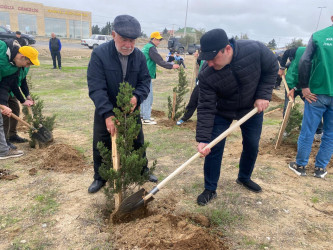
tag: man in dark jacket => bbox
[196,29,278,205]
[15,31,27,47]
[49,33,61,69]
[87,15,156,193]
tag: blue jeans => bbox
[296,95,333,169]
[140,81,153,120]
[204,113,263,191]
[283,89,323,134]
[0,114,10,156]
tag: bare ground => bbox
[0,45,332,250]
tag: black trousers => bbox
[2,96,20,139]
[51,51,61,68]
[92,109,147,181]
[181,84,199,121]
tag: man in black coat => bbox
[87,15,156,193]
[49,33,61,69]
[196,29,278,205]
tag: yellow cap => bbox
[18,46,40,66]
[150,31,163,40]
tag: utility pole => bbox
[316,6,326,31]
[81,13,83,39]
[184,0,189,37]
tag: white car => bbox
[81,35,112,49]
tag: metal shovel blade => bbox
[113,188,154,218]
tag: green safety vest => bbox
[0,40,19,82]
[142,42,156,79]
[285,47,305,89]
[309,26,333,96]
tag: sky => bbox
[30,0,333,47]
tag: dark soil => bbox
[39,144,88,173]
[0,169,18,180]
[151,109,166,118]
[271,92,284,103]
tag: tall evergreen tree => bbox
[267,38,277,49]
[92,25,100,34]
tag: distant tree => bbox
[92,25,100,34]
[267,38,277,49]
[195,28,205,43]
[234,35,239,40]
[101,22,113,35]
[140,31,147,38]
[162,27,168,35]
[286,38,306,49]
[240,33,249,39]
[179,34,195,46]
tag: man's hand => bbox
[172,64,180,69]
[287,88,295,101]
[130,96,137,113]
[197,142,210,157]
[22,99,34,106]
[278,69,285,77]
[0,105,12,117]
[254,99,269,113]
[105,116,116,136]
[302,88,317,104]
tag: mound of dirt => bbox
[271,92,284,103]
[0,169,18,180]
[110,195,227,249]
[157,118,197,131]
[151,109,166,118]
[40,144,87,173]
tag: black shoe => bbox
[314,167,327,178]
[236,179,262,193]
[197,189,217,206]
[53,67,56,69]
[289,162,306,176]
[6,140,17,150]
[9,135,28,143]
[88,180,106,193]
[148,174,158,183]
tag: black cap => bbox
[199,29,229,60]
[113,15,141,39]
[16,31,21,35]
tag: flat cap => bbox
[113,15,141,39]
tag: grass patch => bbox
[263,118,281,126]
[31,190,59,216]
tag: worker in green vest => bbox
[288,15,333,179]
[0,40,39,160]
[141,31,179,125]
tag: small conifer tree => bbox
[167,67,189,120]
[22,94,56,148]
[98,82,155,199]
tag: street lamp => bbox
[184,0,189,37]
[316,6,326,31]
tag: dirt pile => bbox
[151,109,166,118]
[110,195,227,249]
[0,169,18,180]
[271,92,284,103]
[40,144,87,173]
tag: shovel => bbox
[114,107,259,218]
[0,105,53,143]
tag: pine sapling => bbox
[167,67,189,120]
[98,82,156,200]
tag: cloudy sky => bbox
[31,0,332,47]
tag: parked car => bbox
[0,26,36,45]
[168,37,185,54]
[81,35,112,49]
[187,43,201,55]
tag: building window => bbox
[69,20,89,39]
[45,18,67,38]
[18,14,37,35]
[0,11,10,27]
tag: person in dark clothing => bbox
[87,15,157,194]
[274,52,282,89]
[167,52,175,63]
[140,31,179,124]
[195,29,278,205]
[15,31,27,47]
[49,33,62,69]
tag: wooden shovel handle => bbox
[282,75,293,102]
[111,132,122,208]
[144,107,259,201]
[0,105,34,129]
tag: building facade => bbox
[0,0,91,39]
